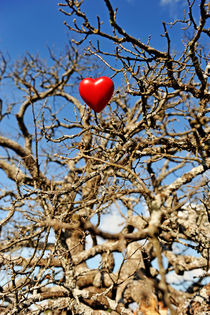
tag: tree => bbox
[0,0,209,314]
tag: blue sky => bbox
[0,0,206,180]
[0,0,208,289]
[0,0,194,132]
[0,0,191,59]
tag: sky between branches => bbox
[0,0,197,59]
[0,0,208,288]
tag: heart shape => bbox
[79,77,114,113]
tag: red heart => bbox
[79,77,114,113]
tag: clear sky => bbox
[0,0,196,60]
[0,0,205,179]
[0,0,208,288]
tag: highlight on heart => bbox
[79,76,114,113]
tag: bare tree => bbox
[0,0,210,314]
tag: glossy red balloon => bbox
[79,77,114,113]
